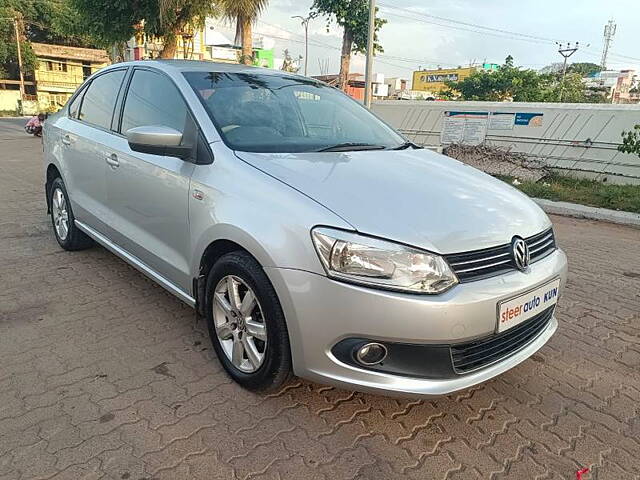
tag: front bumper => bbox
[266,249,568,397]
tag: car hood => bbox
[234,148,551,254]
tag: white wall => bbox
[0,90,20,112]
[373,100,640,184]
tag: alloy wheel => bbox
[52,187,69,241]
[212,275,268,373]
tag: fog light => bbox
[355,342,388,365]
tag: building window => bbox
[45,61,68,72]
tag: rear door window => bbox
[78,70,126,130]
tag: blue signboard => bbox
[515,113,544,127]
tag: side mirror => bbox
[126,125,191,159]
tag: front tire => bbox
[205,251,292,392]
[49,176,93,251]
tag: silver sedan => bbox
[43,60,567,397]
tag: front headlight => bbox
[311,227,458,294]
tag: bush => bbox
[619,125,640,158]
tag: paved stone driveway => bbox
[1,118,639,480]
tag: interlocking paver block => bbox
[1,118,639,479]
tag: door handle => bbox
[61,135,72,146]
[105,154,120,168]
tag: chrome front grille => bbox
[527,229,556,261]
[445,228,556,282]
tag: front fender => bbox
[188,146,353,278]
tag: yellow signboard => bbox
[412,67,477,94]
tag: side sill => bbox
[75,220,196,308]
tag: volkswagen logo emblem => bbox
[511,237,530,272]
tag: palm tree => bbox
[219,0,269,65]
[157,0,219,59]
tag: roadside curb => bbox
[534,198,640,228]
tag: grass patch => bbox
[496,174,640,214]
[0,110,19,117]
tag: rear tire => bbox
[49,176,93,251]
[205,251,292,392]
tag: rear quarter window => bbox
[78,70,126,130]
[67,89,84,119]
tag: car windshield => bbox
[183,71,406,153]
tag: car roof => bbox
[103,59,304,79]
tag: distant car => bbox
[43,60,567,396]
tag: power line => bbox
[377,2,640,65]
[218,23,415,73]
[254,30,417,72]
[253,20,456,72]
[377,2,559,45]
[580,47,640,65]
[378,10,552,46]
[11,0,640,66]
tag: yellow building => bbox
[412,67,478,95]
[31,43,110,110]
[128,28,208,61]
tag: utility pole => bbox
[600,19,616,70]
[0,17,25,114]
[363,0,376,108]
[556,42,579,102]
[292,15,312,76]
[13,18,25,107]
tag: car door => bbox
[103,67,196,294]
[56,68,127,234]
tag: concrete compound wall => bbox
[0,91,41,115]
[372,100,640,184]
[0,90,21,112]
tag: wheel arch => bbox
[45,163,63,213]
[192,225,280,316]
[199,238,252,279]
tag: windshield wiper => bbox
[392,141,423,150]
[316,142,387,152]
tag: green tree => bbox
[67,0,148,47]
[619,125,640,158]
[539,72,588,103]
[445,57,547,101]
[218,0,268,65]
[69,0,219,58]
[503,55,514,68]
[567,62,602,76]
[153,0,221,58]
[311,0,385,91]
[1,0,93,47]
[0,14,33,79]
[446,56,604,103]
[0,0,91,79]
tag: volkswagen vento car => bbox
[42,60,568,396]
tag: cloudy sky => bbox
[210,0,640,80]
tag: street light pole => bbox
[363,0,376,108]
[556,41,579,102]
[292,15,312,76]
